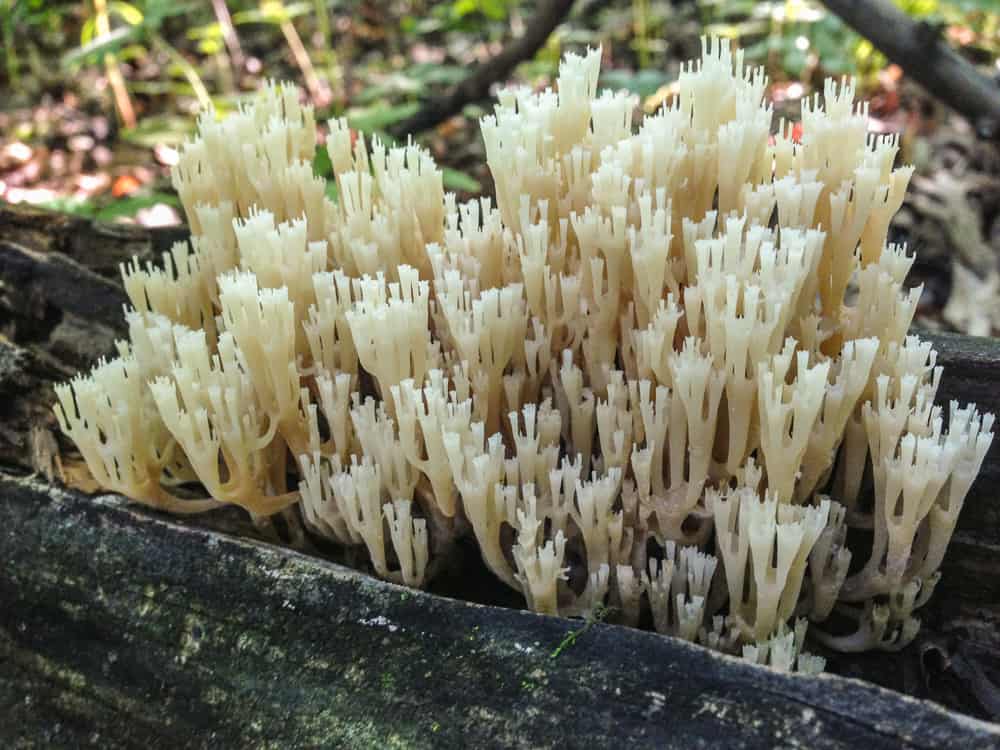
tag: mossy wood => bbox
[2,203,1000,740]
[3,473,1000,749]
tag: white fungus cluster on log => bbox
[54,38,995,670]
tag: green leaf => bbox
[451,0,480,20]
[354,75,423,105]
[94,192,181,222]
[117,43,149,62]
[187,22,223,41]
[480,0,509,21]
[233,2,311,25]
[232,8,283,25]
[347,102,421,134]
[599,69,672,99]
[80,16,96,46]
[141,0,195,26]
[197,37,222,55]
[409,63,468,86]
[782,48,808,78]
[109,1,144,26]
[37,196,98,219]
[312,143,333,178]
[442,168,481,193]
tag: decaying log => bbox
[0,201,185,470]
[0,200,186,277]
[3,473,1000,749]
[2,201,1000,738]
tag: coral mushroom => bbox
[55,38,994,671]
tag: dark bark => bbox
[923,330,1000,544]
[0,201,182,471]
[821,0,1000,137]
[0,199,186,278]
[3,472,1000,749]
[389,0,578,138]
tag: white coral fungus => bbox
[55,39,993,667]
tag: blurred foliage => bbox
[704,1,1000,83]
[42,190,181,221]
[445,0,515,24]
[1,0,998,223]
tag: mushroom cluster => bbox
[55,39,994,669]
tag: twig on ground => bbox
[390,0,578,138]
[821,0,1000,137]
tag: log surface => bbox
[3,473,999,749]
[3,202,1000,737]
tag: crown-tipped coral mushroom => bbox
[56,38,995,670]
[54,313,219,515]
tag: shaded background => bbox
[1,0,999,332]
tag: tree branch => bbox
[390,0,578,138]
[821,0,1000,136]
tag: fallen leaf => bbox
[112,173,142,197]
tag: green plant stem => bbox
[93,0,136,128]
[550,604,615,659]
[312,0,331,50]
[634,0,649,69]
[278,12,328,105]
[210,0,244,74]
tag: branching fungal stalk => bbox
[55,38,994,670]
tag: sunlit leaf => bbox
[233,1,311,25]
[451,0,480,20]
[109,1,144,26]
[197,38,222,55]
[479,0,510,21]
[117,43,150,62]
[80,16,96,46]
[187,22,224,41]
